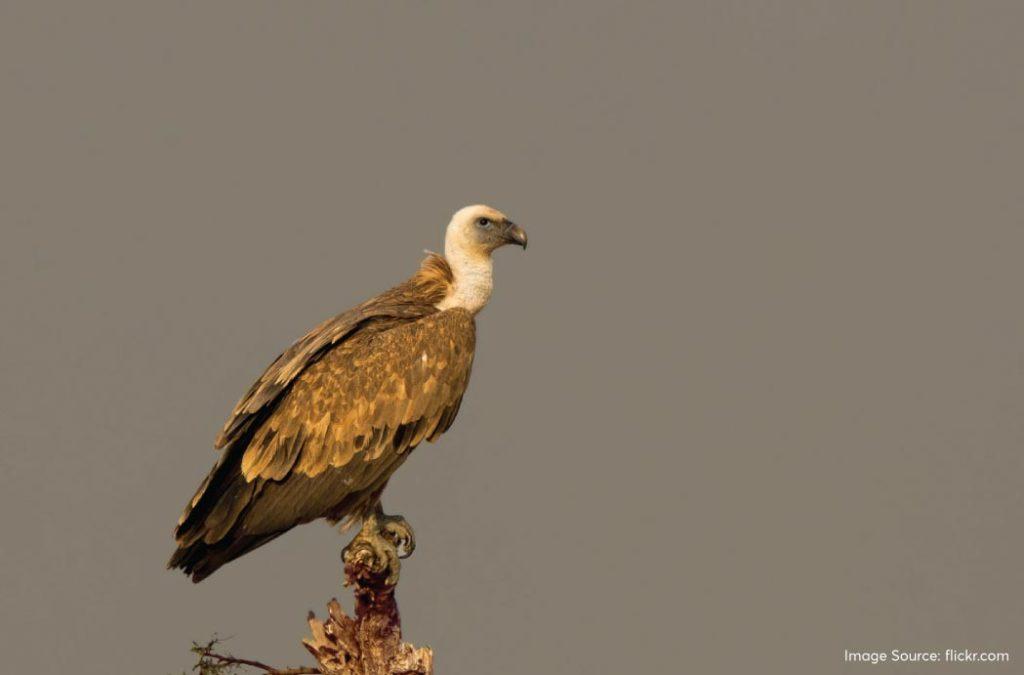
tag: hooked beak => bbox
[503,221,528,249]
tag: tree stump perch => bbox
[302,556,432,675]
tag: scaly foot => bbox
[341,507,415,586]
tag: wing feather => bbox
[254,309,475,481]
[170,307,475,581]
[214,253,453,450]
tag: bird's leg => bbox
[341,502,415,586]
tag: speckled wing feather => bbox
[232,309,473,534]
[214,253,454,450]
[169,255,470,581]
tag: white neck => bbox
[437,243,493,314]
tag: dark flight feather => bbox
[169,254,474,581]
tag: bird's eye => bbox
[476,217,492,229]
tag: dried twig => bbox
[192,639,320,675]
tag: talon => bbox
[340,508,414,585]
[381,516,416,559]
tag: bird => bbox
[168,204,527,582]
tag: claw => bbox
[340,509,415,586]
[381,516,416,559]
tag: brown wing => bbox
[169,307,474,581]
[216,303,427,449]
[214,252,454,450]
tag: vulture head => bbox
[446,204,528,257]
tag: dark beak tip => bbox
[507,223,528,250]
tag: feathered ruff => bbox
[411,251,454,300]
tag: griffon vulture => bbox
[169,205,527,582]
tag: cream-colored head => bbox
[444,204,527,257]
[438,204,527,314]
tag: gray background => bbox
[2,2,1022,674]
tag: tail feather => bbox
[169,427,275,582]
[167,529,285,582]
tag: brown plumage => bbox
[169,205,526,581]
